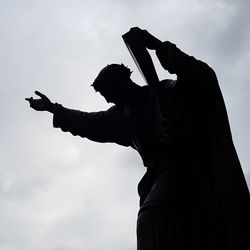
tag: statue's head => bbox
[92,64,132,104]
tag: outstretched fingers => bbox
[35,90,47,100]
[25,97,33,103]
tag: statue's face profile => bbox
[97,86,115,103]
[97,81,129,104]
[92,64,132,104]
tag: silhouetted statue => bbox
[26,27,250,250]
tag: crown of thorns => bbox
[92,64,132,91]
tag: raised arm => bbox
[130,27,215,80]
[155,41,213,78]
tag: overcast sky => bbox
[0,0,249,249]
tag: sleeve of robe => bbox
[52,104,131,147]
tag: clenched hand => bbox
[129,27,163,50]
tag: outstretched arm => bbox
[26,91,130,147]
[53,104,130,146]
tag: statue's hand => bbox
[129,27,162,50]
[25,91,54,113]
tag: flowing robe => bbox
[53,41,250,250]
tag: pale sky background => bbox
[0,0,249,249]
